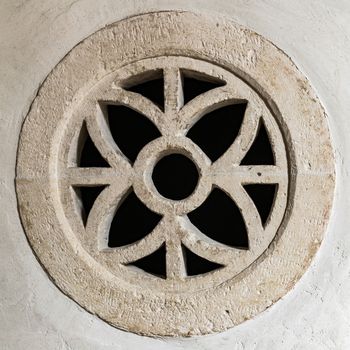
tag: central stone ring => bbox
[133,135,212,216]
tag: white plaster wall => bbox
[0,1,349,349]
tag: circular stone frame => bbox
[16,11,335,336]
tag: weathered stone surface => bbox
[15,11,334,337]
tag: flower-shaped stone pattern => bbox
[65,57,288,283]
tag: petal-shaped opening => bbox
[108,190,162,247]
[188,188,249,249]
[241,119,275,165]
[73,185,107,226]
[182,244,223,276]
[79,121,110,167]
[187,103,246,162]
[181,69,226,104]
[122,69,164,111]
[243,184,277,227]
[127,243,166,279]
[107,105,161,163]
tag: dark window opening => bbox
[182,244,223,276]
[108,190,162,247]
[122,70,164,111]
[187,103,246,162]
[127,243,166,279]
[188,188,249,249]
[243,184,277,226]
[241,119,275,165]
[152,153,199,200]
[79,121,109,167]
[73,185,106,226]
[107,105,161,163]
[181,69,226,104]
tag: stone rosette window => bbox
[16,12,335,336]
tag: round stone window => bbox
[16,12,335,336]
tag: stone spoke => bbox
[63,167,118,186]
[211,165,284,184]
[164,68,183,112]
[165,217,186,280]
[163,67,183,133]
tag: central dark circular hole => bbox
[152,153,199,200]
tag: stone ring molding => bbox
[16,12,335,336]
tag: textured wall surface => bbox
[0,1,349,349]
